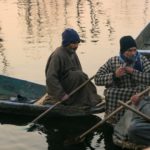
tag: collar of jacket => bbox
[63,46,76,55]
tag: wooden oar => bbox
[27,75,95,131]
[118,100,150,122]
[75,86,150,142]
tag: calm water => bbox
[0,0,150,149]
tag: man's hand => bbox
[115,67,126,78]
[61,94,69,101]
[125,66,134,74]
[131,94,140,105]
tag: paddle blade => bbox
[26,123,38,132]
[26,123,45,132]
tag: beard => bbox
[72,47,78,51]
[120,52,137,65]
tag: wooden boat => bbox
[0,74,105,117]
[113,22,150,150]
[0,74,46,100]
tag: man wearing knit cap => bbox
[44,28,101,106]
[94,35,150,123]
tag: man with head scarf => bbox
[44,28,101,106]
[94,35,150,123]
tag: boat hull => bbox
[0,75,46,100]
[0,100,105,117]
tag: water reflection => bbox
[0,29,8,73]
[41,116,103,150]
[16,0,115,68]
[17,0,102,46]
[106,19,115,44]
[64,0,69,26]
[38,116,127,150]
[143,0,149,24]
[87,0,100,43]
[0,113,125,150]
[17,0,49,45]
[76,0,100,43]
[76,0,86,42]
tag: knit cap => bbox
[120,36,137,54]
[62,28,80,47]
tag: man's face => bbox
[70,43,79,51]
[123,47,137,58]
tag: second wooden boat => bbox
[113,22,150,150]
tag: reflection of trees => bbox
[76,0,100,43]
[0,27,9,73]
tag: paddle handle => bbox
[31,101,62,124]
[77,86,150,141]
[68,75,95,97]
[136,86,150,97]
[77,100,131,141]
[31,75,95,124]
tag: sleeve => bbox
[94,58,114,86]
[132,56,150,85]
[45,54,66,99]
